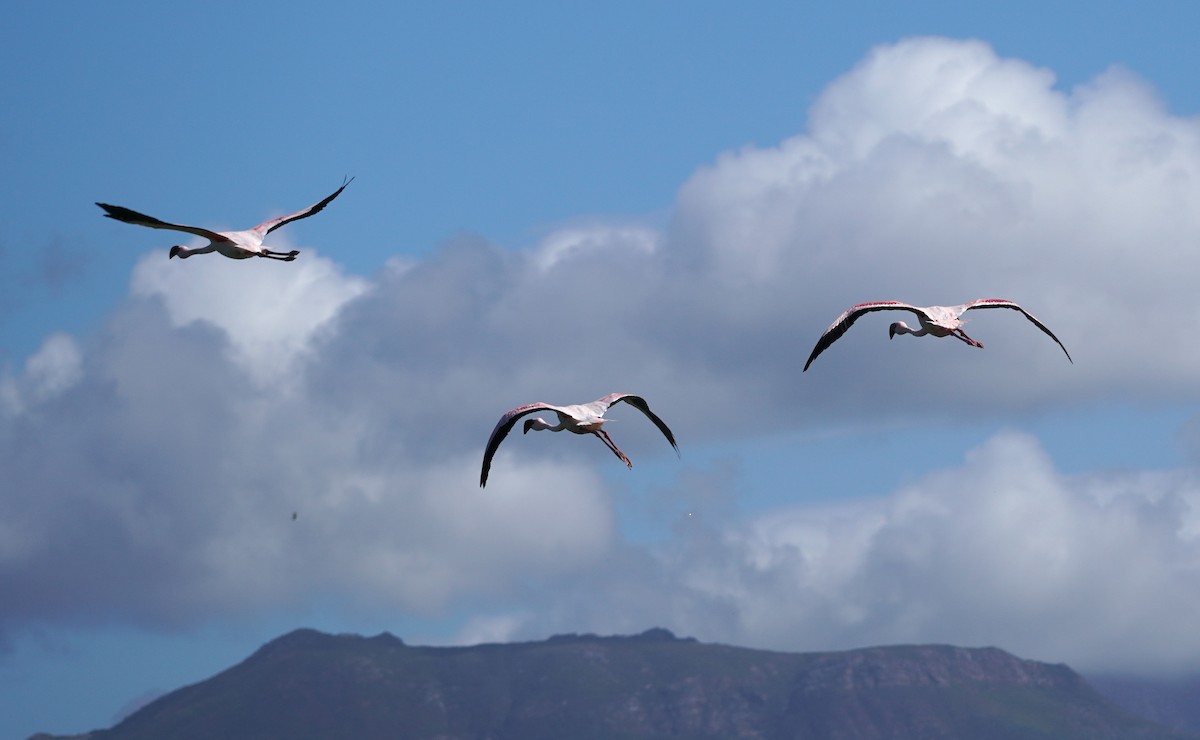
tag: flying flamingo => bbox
[96,178,353,261]
[803,298,1072,371]
[480,393,679,487]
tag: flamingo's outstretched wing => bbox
[596,393,680,454]
[251,177,354,236]
[480,402,561,488]
[961,299,1072,363]
[803,301,924,371]
[96,203,228,242]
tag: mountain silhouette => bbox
[33,627,1194,739]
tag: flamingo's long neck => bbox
[890,321,928,338]
[170,244,217,259]
[527,417,566,433]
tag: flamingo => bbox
[96,178,353,261]
[480,393,679,487]
[803,298,1072,371]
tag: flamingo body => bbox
[803,298,1072,371]
[97,178,353,261]
[480,392,678,487]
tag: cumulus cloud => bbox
[130,242,368,385]
[0,333,82,415]
[529,223,660,273]
[670,36,1200,418]
[5,37,1200,674]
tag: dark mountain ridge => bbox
[34,627,1194,740]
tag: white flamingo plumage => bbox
[480,393,679,487]
[97,178,353,261]
[803,298,1072,371]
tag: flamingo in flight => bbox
[803,298,1072,371]
[96,178,353,261]
[480,393,679,488]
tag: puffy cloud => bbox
[0,333,82,415]
[130,241,368,386]
[671,36,1200,418]
[530,223,659,273]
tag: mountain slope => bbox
[1089,673,1200,735]
[40,628,1193,740]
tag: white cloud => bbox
[129,242,368,386]
[530,223,659,273]
[0,332,82,415]
[448,612,534,646]
[808,37,1070,164]
[672,35,1200,416]
[24,334,83,400]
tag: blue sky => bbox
[6,2,1200,737]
